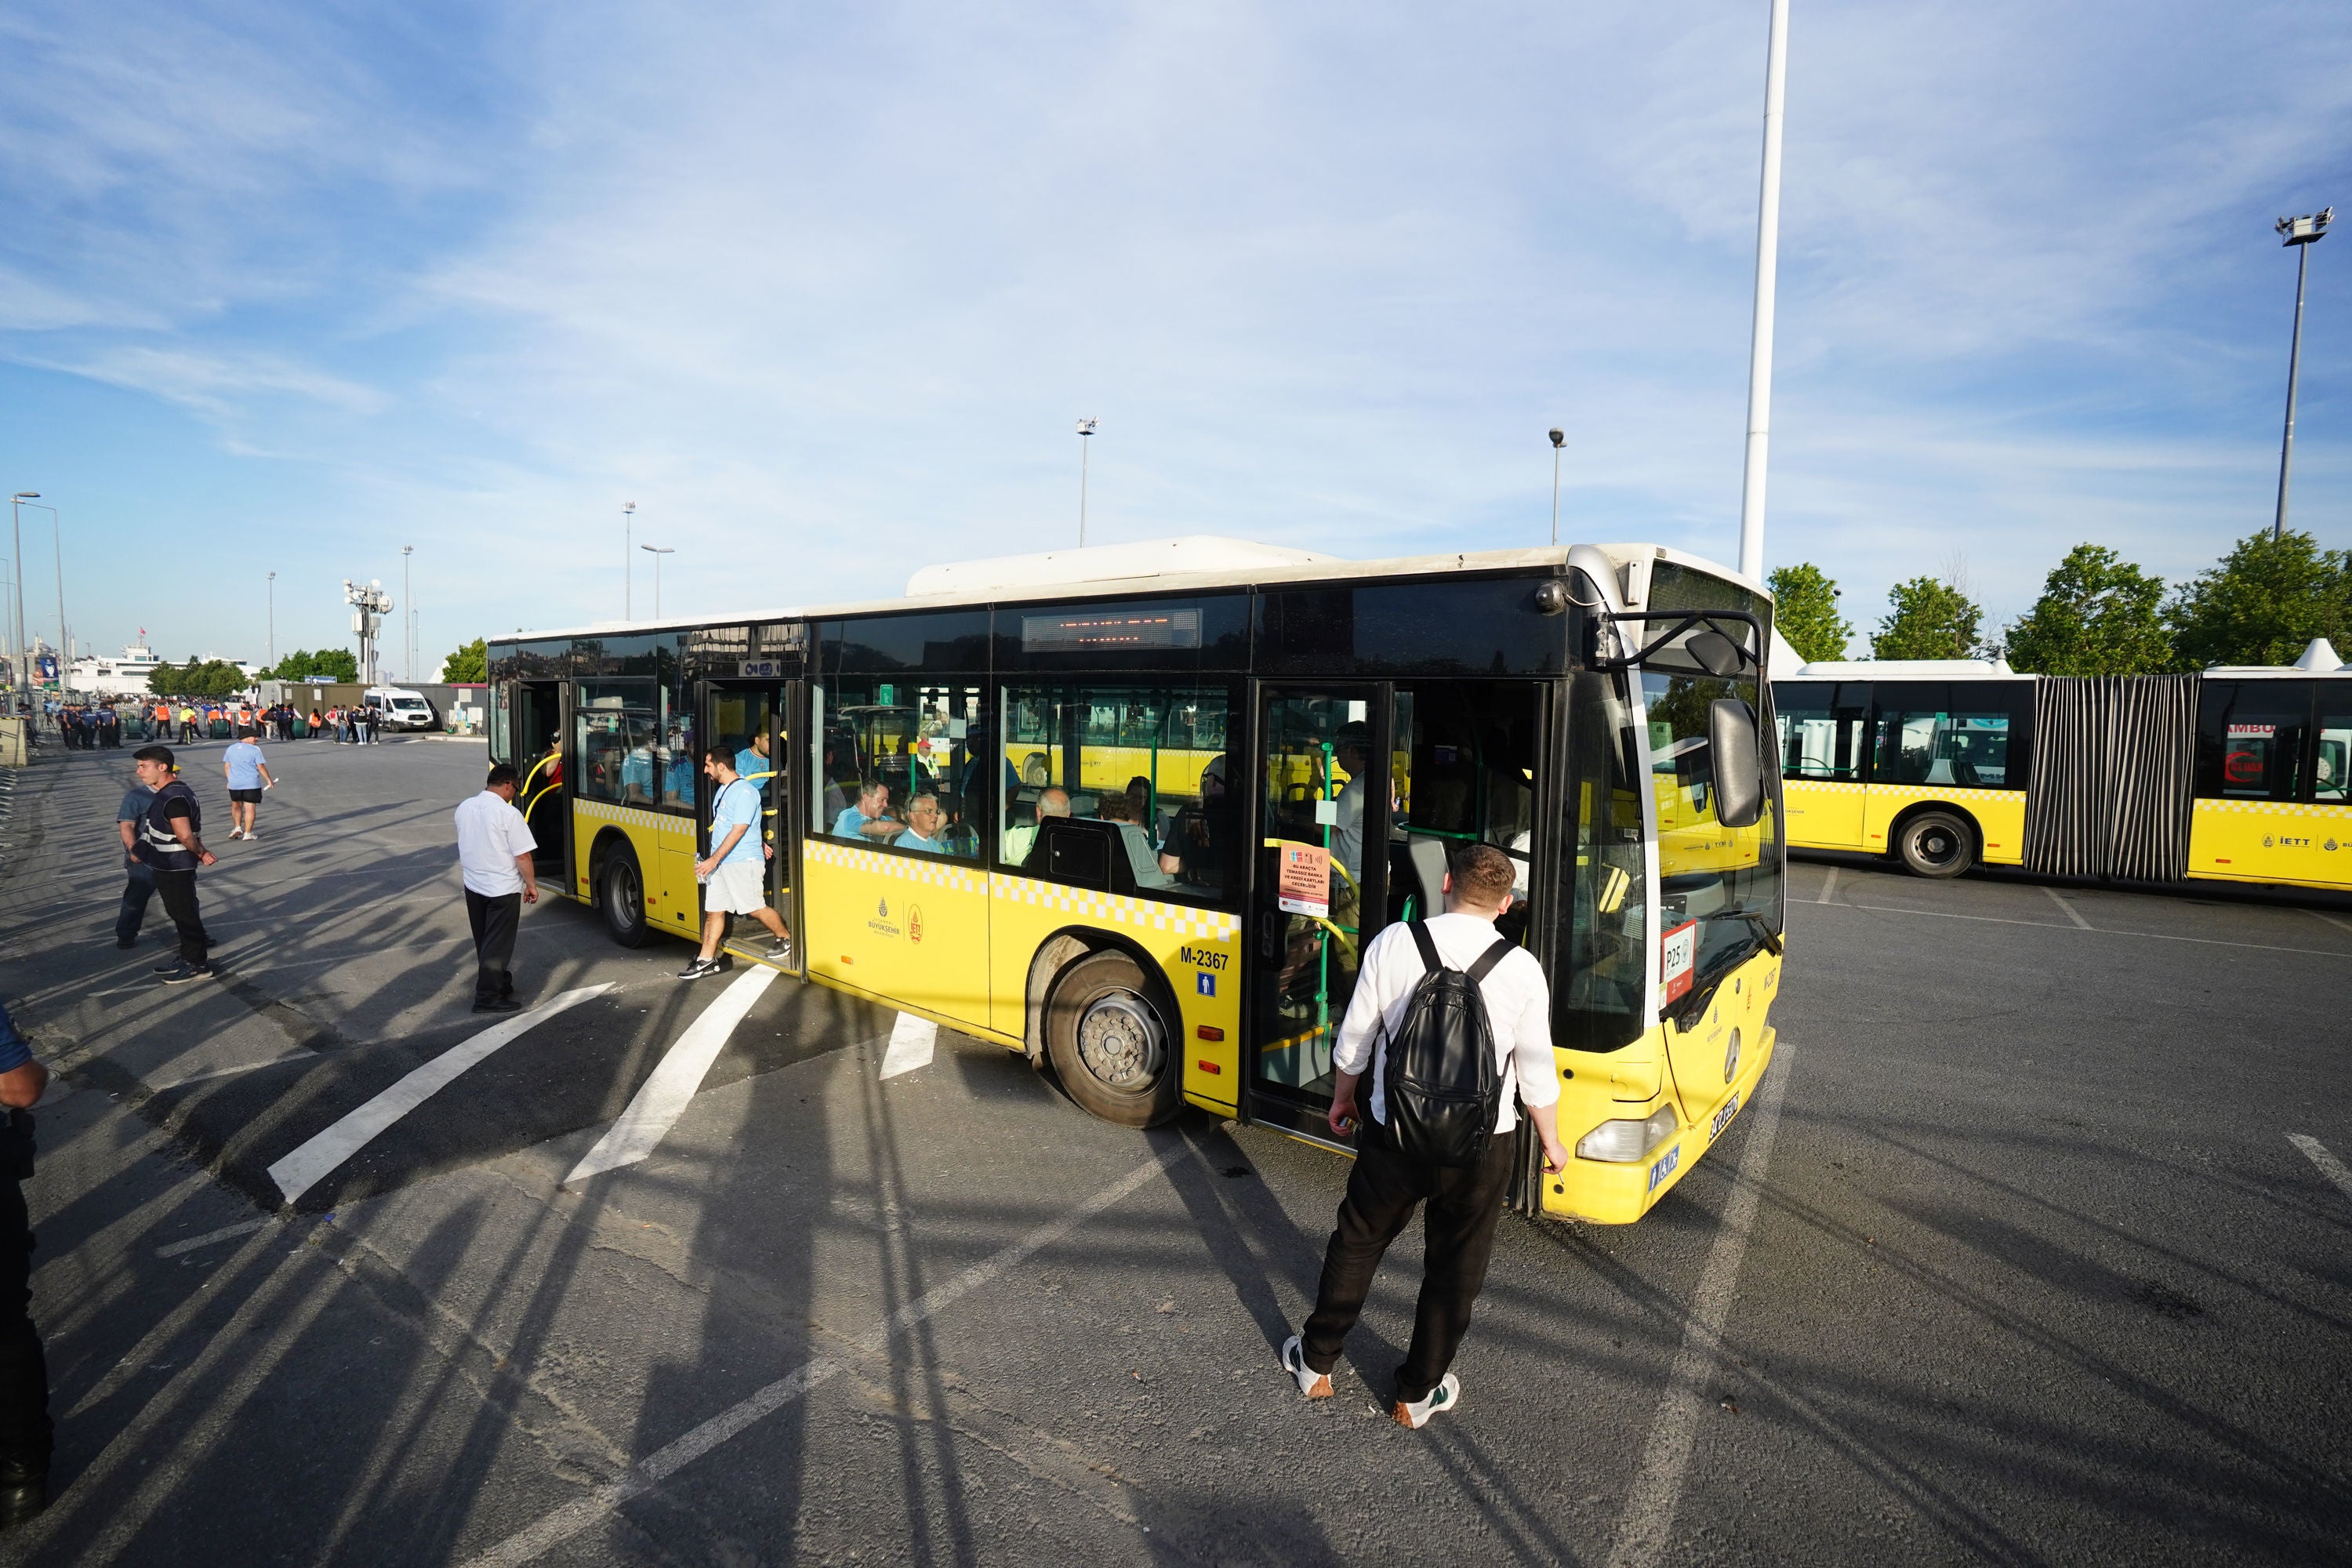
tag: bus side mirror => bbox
[1710,698,1765,828]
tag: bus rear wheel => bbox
[601,845,655,946]
[1046,952,1180,1129]
[1897,811,1975,878]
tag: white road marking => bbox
[2307,909,2352,935]
[464,1142,1187,1568]
[267,984,612,1206]
[149,1055,312,1091]
[1804,900,2352,960]
[2289,1134,2352,1206]
[1816,865,1839,906]
[879,1012,938,1079]
[564,967,778,1188]
[2040,885,2093,929]
[1604,1039,1798,1568]
[155,1218,275,1258]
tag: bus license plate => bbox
[1710,1090,1742,1141]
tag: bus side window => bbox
[2313,696,2350,803]
[2195,680,2311,801]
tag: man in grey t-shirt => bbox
[114,774,157,949]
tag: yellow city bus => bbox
[1773,645,2352,889]
[488,538,1787,1224]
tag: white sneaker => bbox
[1279,1334,1333,1399]
[228,827,244,840]
[241,829,257,841]
[1392,1373,1461,1428]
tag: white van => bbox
[365,687,439,732]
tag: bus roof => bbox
[1781,637,2350,681]
[488,536,1770,645]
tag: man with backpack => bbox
[1280,842,1570,1428]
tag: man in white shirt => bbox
[453,763,540,1013]
[1280,843,1570,1428]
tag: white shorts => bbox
[706,859,767,914]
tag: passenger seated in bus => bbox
[831,779,902,843]
[1003,786,1069,867]
[1098,791,1134,824]
[1157,757,1227,891]
[897,793,949,853]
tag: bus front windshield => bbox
[1640,620,1784,1004]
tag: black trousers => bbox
[1301,1114,1518,1403]
[153,869,209,965]
[118,861,154,944]
[0,1174,50,1473]
[465,890,520,1004]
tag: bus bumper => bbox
[1541,1025,1778,1225]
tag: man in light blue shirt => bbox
[831,779,900,843]
[896,793,949,854]
[220,736,274,842]
[679,746,793,981]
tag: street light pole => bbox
[641,545,674,618]
[2274,208,2332,541]
[1737,0,1791,583]
[1075,419,1097,546]
[401,545,414,681]
[267,572,276,667]
[9,494,34,704]
[1548,428,1566,547]
[622,502,637,619]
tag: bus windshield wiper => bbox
[1700,908,1784,956]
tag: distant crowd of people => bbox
[36,699,397,748]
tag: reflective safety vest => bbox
[139,781,201,871]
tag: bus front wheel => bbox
[601,846,655,946]
[1897,811,1975,878]
[1046,952,1180,1129]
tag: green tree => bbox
[1872,576,1987,659]
[439,637,488,683]
[2002,544,2172,675]
[146,662,181,696]
[314,648,358,681]
[1767,562,1853,662]
[266,649,318,681]
[2167,528,2352,669]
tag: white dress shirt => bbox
[1331,912,1558,1132]
[454,790,540,897]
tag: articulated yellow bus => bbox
[488,537,1786,1224]
[1773,642,2352,888]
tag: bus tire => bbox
[600,844,655,947]
[1896,811,1975,878]
[1045,951,1180,1129]
[1022,753,1050,787]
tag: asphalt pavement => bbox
[2,733,2349,1566]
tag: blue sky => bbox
[2,0,2346,673]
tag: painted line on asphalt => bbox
[1604,1039,1797,1568]
[267,984,613,1206]
[1815,865,1838,906]
[2307,909,2352,935]
[1803,900,2352,960]
[464,1141,1189,1568]
[879,1012,938,1079]
[2040,885,2093,930]
[154,1218,275,1258]
[564,966,778,1188]
[2288,1134,2352,1207]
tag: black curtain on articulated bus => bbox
[2024,676,2198,881]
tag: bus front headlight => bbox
[1576,1106,1680,1163]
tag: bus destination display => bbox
[1022,608,1202,653]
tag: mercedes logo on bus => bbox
[1722,1027,1742,1084]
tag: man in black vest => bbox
[130,746,216,983]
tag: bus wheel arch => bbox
[1889,804,1978,878]
[1036,935,1184,1129]
[590,829,655,946]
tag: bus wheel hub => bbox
[1076,993,1163,1090]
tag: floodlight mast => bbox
[2274,207,2332,541]
[1548,428,1566,547]
[1076,419,1098,547]
[1736,0,1791,584]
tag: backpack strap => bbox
[1407,920,1441,975]
[1466,935,1516,984]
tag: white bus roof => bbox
[1780,637,2349,681]
[492,536,1769,644]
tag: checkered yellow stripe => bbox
[2194,798,2352,818]
[806,837,983,891]
[574,798,695,841]
[989,873,1240,941]
[1784,779,1864,793]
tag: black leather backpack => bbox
[1380,923,1514,1169]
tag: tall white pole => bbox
[2275,239,2311,540]
[1737,0,1791,583]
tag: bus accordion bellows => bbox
[487,536,1788,1225]
[1772,637,2352,889]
